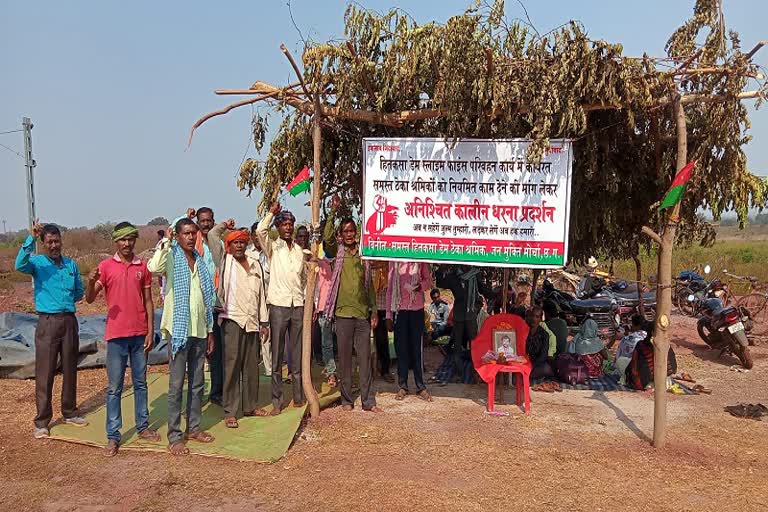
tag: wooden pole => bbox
[501,268,510,313]
[299,100,323,419]
[643,95,686,448]
[634,254,645,318]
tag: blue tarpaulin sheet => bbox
[0,310,168,379]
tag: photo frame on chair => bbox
[493,330,516,358]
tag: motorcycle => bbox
[537,279,621,339]
[679,265,732,317]
[575,274,656,324]
[696,298,753,369]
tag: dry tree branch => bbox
[188,92,281,147]
[280,43,312,100]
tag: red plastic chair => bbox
[471,314,531,414]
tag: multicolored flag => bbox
[285,166,311,196]
[658,161,695,210]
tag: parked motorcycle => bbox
[679,265,732,317]
[696,298,753,369]
[537,279,621,338]
[574,273,656,324]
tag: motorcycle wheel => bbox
[734,343,754,370]
[677,287,695,316]
[697,318,716,347]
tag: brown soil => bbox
[1,291,767,511]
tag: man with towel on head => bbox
[149,217,216,455]
[211,223,270,428]
[85,222,161,456]
[256,202,307,415]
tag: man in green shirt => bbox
[323,197,380,412]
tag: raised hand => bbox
[30,220,44,238]
[187,208,196,219]
[331,194,341,210]
[88,266,101,284]
[224,218,236,230]
[270,202,281,215]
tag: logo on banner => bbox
[365,195,399,236]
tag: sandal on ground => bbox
[417,390,434,402]
[137,429,160,442]
[167,441,189,456]
[692,384,712,394]
[104,439,119,457]
[185,430,215,443]
[327,375,338,388]
[244,408,269,417]
[395,388,408,401]
[225,417,239,428]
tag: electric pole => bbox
[23,117,36,230]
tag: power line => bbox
[0,129,23,135]
[0,141,23,158]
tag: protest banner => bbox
[360,138,573,268]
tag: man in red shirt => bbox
[86,222,161,456]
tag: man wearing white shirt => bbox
[256,203,307,415]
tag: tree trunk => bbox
[650,96,687,448]
[300,107,323,419]
[530,269,542,305]
[634,254,645,318]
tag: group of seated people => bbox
[517,303,675,390]
[430,291,674,391]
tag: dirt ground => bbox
[1,287,767,511]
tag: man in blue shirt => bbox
[15,223,89,439]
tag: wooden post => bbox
[634,254,645,318]
[501,268,510,312]
[642,95,686,448]
[299,102,323,419]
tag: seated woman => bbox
[625,320,678,390]
[568,316,606,378]
[525,306,554,380]
[615,314,647,385]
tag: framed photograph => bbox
[493,330,517,358]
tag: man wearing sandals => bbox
[149,218,216,455]
[85,222,161,456]
[213,223,270,427]
[386,261,434,403]
[323,196,381,412]
[15,222,89,439]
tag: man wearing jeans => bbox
[85,222,161,456]
[314,258,337,387]
[15,222,89,439]
[149,218,216,455]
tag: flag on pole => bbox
[658,161,695,210]
[285,166,311,196]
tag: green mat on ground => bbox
[49,368,339,462]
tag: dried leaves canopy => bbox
[239,0,766,260]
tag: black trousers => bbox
[207,311,223,402]
[394,309,426,393]
[374,310,391,376]
[335,317,376,409]
[34,313,80,428]
[270,306,304,408]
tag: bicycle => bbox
[726,270,768,336]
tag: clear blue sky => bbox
[1,1,765,232]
